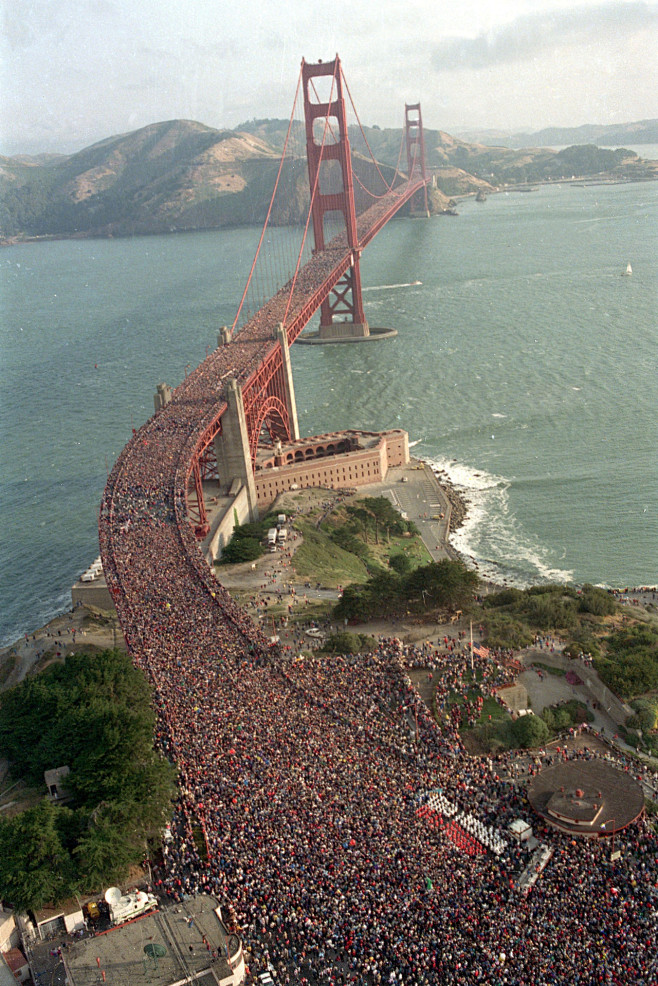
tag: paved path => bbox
[357,461,454,561]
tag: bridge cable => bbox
[340,67,406,198]
[281,65,339,330]
[307,74,397,205]
[232,66,304,333]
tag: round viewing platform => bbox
[297,326,397,344]
[527,759,644,837]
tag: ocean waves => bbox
[427,456,575,587]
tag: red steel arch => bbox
[247,395,290,464]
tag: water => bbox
[1,182,656,645]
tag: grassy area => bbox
[284,601,335,623]
[443,690,509,725]
[479,696,510,722]
[292,519,370,587]
[530,662,567,677]
[388,537,433,569]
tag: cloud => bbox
[431,1,658,72]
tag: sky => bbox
[1,0,657,155]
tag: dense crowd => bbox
[99,279,658,985]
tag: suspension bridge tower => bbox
[302,57,370,341]
[299,56,429,344]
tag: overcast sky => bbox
[2,0,657,155]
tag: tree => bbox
[511,713,550,749]
[74,803,144,890]
[389,553,412,575]
[0,650,175,908]
[0,801,75,911]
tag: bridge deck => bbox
[98,174,429,851]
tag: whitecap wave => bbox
[363,281,422,292]
[426,456,574,588]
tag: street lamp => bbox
[600,817,617,863]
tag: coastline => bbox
[0,461,472,681]
[2,454,654,692]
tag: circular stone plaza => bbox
[527,759,645,836]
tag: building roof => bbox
[2,948,27,973]
[0,951,21,986]
[61,895,236,986]
[527,759,644,835]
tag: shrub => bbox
[218,536,263,564]
[389,553,413,575]
[322,631,377,654]
[512,713,550,749]
[595,625,658,697]
[482,612,535,650]
[629,698,658,733]
[483,588,524,609]
[578,584,616,616]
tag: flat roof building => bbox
[30,895,244,986]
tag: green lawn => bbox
[292,520,370,587]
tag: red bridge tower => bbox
[302,56,370,341]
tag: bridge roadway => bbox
[98,175,428,687]
[97,174,429,899]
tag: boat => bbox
[475,189,487,203]
[621,262,632,276]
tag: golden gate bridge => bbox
[99,54,429,648]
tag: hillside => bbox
[456,119,658,149]
[1,118,656,242]
[242,119,657,190]
[0,118,454,241]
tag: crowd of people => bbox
[98,298,658,986]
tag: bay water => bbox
[1,181,656,646]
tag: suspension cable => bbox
[341,68,401,195]
[232,66,304,333]
[281,65,339,329]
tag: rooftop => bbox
[527,759,644,835]
[48,896,237,986]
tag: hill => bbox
[456,119,658,149]
[2,118,656,242]
[0,118,454,241]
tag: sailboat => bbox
[622,262,632,276]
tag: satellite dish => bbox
[105,887,122,905]
[144,943,167,958]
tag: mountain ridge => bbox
[455,119,658,149]
[1,118,656,242]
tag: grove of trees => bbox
[334,558,478,622]
[0,650,175,912]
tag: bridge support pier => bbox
[213,379,259,521]
[276,323,300,440]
